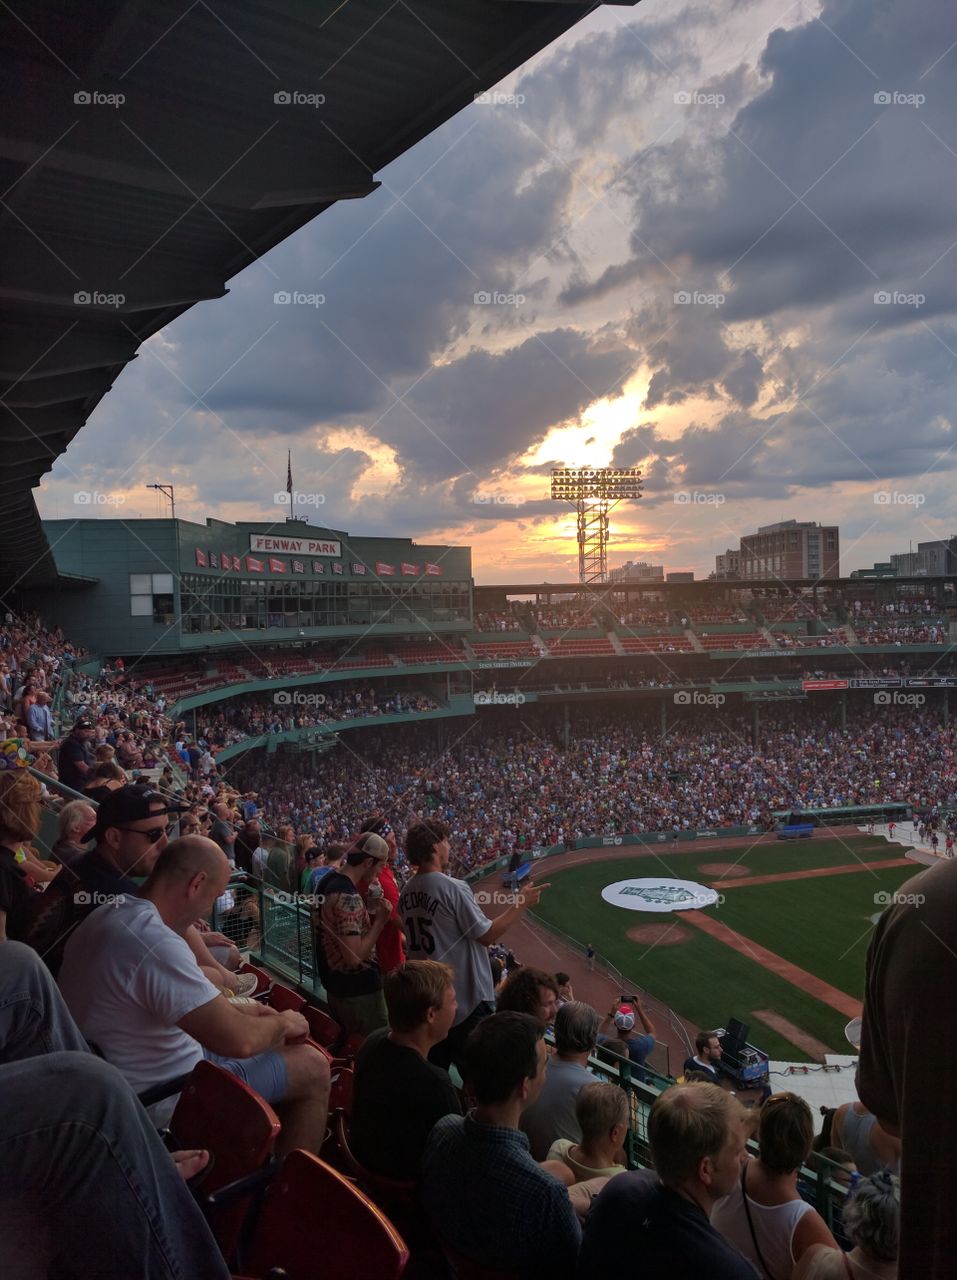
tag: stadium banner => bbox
[802,678,848,690]
[245,556,264,572]
[424,562,443,576]
[292,559,305,573]
[221,550,231,570]
[476,659,535,669]
[352,562,367,575]
[401,562,419,575]
[375,562,396,576]
[209,552,219,569]
[231,554,242,571]
[268,557,287,573]
[848,676,902,689]
[249,534,342,557]
[194,548,208,567]
[906,676,957,687]
[332,562,343,575]
[311,560,325,574]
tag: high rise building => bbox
[607,560,665,583]
[738,521,839,580]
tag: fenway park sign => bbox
[249,534,341,557]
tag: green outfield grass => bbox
[531,839,925,1063]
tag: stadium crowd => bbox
[195,686,439,747]
[222,704,957,873]
[0,602,935,1277]
[0,794,908,1279]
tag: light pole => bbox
[147,483,175,519]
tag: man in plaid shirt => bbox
[421,1011,580,1278]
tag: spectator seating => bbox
[620,635,694,653]
[391,642,467,664]
[168,1060,281,1261]
[314,646,395,669]
[266,980,306,1015]
[545,637,615,657]
[697,633,767,650]
[470,640,537,660]
[237,1150,409,1280]
[304,1006,347,1054]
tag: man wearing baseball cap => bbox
[315,831,393,1036]
[57,719,95,792]
[597,999,658,1077]
[28,787,243,999]
[359,814,405,976]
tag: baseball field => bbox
[530,834,923,1062]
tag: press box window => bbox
[130,572,176,622]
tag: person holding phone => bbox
[597,996,657,1073]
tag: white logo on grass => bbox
[601,878,719,913]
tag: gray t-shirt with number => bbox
[398,871,494,1025]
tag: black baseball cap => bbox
[72,719,93,731]
[90,785,186,841]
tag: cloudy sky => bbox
[38,0,957,583]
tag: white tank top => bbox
[711,1165,813,1279]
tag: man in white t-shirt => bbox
[397,818,549,1071]
[59,836,330,1155]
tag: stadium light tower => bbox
[550,468,642,584]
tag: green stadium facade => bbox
[35,517,471,656]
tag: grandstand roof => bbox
[0,0,627,592]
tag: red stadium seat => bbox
[304,1005,345,1054]
[329,1064,354,1117]
[241,1150,409,1280]
[169,1061,281,1261]
[266,981,305,1014]
[334,1111,418,1213]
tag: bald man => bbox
[59,837,330,1154]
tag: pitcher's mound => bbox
[699,862,750,877]
[627,923,692,946]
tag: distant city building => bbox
[666,571,695,583]
[889,537,957,578]
[738,521,839,580]
[850,562,896,580]
[713,548,741,579]
[608,560,665,583]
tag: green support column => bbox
[841,691,847,731]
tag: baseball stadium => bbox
[0,2,944,1279]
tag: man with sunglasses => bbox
[27,788,243,996]
[315,831,393,1036]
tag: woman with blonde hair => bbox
[712,1091,838,1278]
[0,768,44,940]
[794,1171,898,1278]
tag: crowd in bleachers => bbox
[217,704,957,876]
[849,597,938,619]
[0,792,906,1279]
[614,605,673,625]
[195,685,440,747]
[852,620,947,645]
[473,608,525,632]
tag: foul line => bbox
[681,909,863,1019]
[710,858,913,890]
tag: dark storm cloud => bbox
[377,328,635,482]
[563,0,957,466]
